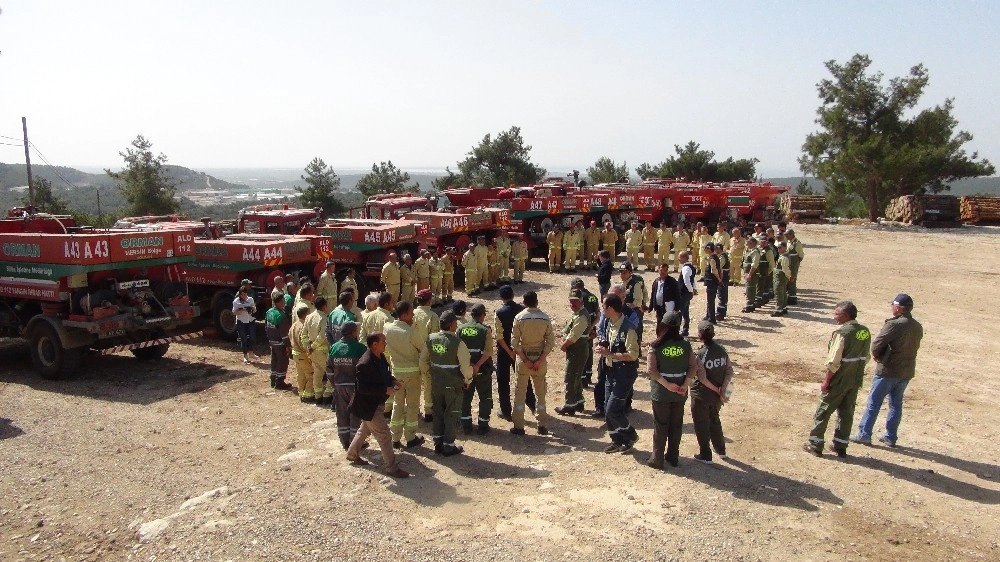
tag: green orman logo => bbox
[855,329,871,341]
[661,346,684,358]
[432,343,448,355]
[460,327,478,337]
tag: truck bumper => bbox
[99,330,203,355]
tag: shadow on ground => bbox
[0,417,25,440]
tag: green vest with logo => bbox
[692,343,729,400]
[458,321,492,373]
[742,248,759,276]
[832,320,871,389]
[652,339,692,403]
[427,331,464,388]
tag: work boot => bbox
[462,420,474,435]
[477,422,490,435]
[555,405,576,416]
[788,297,798,305]
[741,306,755,313]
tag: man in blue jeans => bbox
[852,293,923,447]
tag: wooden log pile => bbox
[960,196,1000,224]
[778,195,826,222]
[884,194,961,227]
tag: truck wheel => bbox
[213,297,238,341]
[132,342,170,361]
[28,323,82,380]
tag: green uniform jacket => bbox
[458,321,493,374]
[828,320,871,391]
[692,342,731,400]
[651,339,693,403]
[328,339,368,384]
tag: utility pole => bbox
[22,117,34,208]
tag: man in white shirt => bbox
[232,286,257,363]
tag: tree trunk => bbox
[866,176,879,222]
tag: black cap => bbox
[570,277,585,288]
[499,285,514,298]
[704,242,715,250]
[662,311,682,328]
[891,293,914,308]
[569,289,584,301]
[619,262,633,272]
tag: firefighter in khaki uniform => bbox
[495,230,512,283]
[673,224,690,272]
[429,252,444,305]
[380,252,401,305]
[642,221,658,270]
[510,291,555,436]
[806,301,870,457]
[510,234,528,283]
[386,301,427,449]
[486,240,500,289]
[399,254,415,305]
[316,262,339,303]
[413,250,432,295]
[696,225,713,276]
[740,237,761,313]
[562,223,580,272]
[302,296,334,405]
[442,248,456,302]
[624,221,643,267]
[656,221,673,267]
[462,243,479,296]
[474,235,489,290]
[458,304,495,435]
[413,290,441,423]
[555,289,592,415]
[546,225,564,273]
[584,221,601,269]
[419,311,474,456]
[712,223,731,254]
[600,221,619,260]
[728,228,746,286]
[689,223,702,273]
[290,306,313,402]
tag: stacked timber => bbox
[884,195,961,227]
[960,196,1000,225]
[778,195,826,222]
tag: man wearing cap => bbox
[601,221,619,260]
[572,278,600,387]
[494,285,536,420]
[673,224,691,273]
[771,241,793,317]
[327,321,366,449]
[399,254,415,305]
[442,247,456,302]
[852,294,923,447]
[620,261,648,342]
[511,291,555,436]
[413,250,432,296]
[303,296,334,406]
[414,289,441,424]
[420,310,474,456]
[458,304,495,435]
[624,221,643,268]
[385,301,427,449]
[380,251,401,306]
[556,289,592,415]
[806,301,871,457]
[264,293,293,390]
[316,261,339,303]
[462,243,480,296]
[510,234,528,283]
[642,221,658,271]
[646,263,680,327]
[785,229,804,305]
[546,224,564,273]
[657,221,674,268]
[496,230,512,283]
[429,251,444,305]
[584,221,601,269]
[741,237,761,313]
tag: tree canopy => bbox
[799,53,994,221]
[106,135,179,216]
[295,157,345,217]
[23,177,70,215]
[636,142,758,182]
[431,126,546,190]
[356,160,419,198]
[586,157,629,184]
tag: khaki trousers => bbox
[389,371,421,442]
[513,358,551,429]
[347,411,399,472]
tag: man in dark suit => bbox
[346,333,410,478]
[645,263,680,327]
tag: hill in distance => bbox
[0,162,250,193]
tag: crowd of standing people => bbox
[234,218,922,479]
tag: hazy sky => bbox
[1,1,998,177]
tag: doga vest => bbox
[496,301,524,344]
[652,339,692,403]
[624,275,644,306]
[327,339,367,385]
[743,248,759,276]
[832,321,871,388]
[692,342,729,400]
[604,317,639,380]
[459,321,493,373]
[581,288,600,318]
[719,252,730,278]
[427,331,464,387]
[265,307,288,343]
[679,262,696,298]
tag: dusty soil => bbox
[2,222,999,561]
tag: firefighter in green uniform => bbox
[785,228,804,305]
[264,295,293,390]
[806,301,871,457]
[419,310,474,456]
[758,235,775,305]
[740,237,761,313]
[555,289,592,415]
[458,304,495,435]
[771,241,793,317]
[646,312,703,468]
[571,278,600,387]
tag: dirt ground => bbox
[2,222,999,562]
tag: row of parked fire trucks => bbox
[0,178,788,379]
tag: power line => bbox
[0,141,24,146]
[0,134,22,141]
[28,142,82,190]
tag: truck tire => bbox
[132,342,169,361]
[213,295,238,341]
[28,322,82,380]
